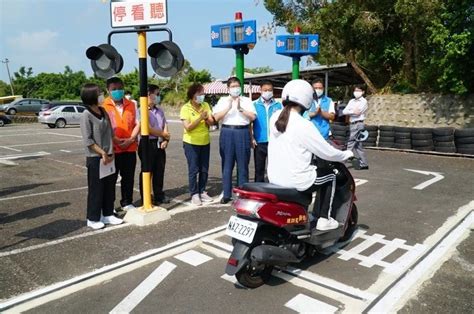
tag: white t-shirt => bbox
[213,95,256,126]
[268,110,353,191]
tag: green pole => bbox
[292,56,300,79]
[236,49,244,93]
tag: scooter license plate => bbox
[225,216,258,244]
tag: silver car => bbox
[38,105,85,128]
[0,98,50,115]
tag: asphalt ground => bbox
[0,121,473,313]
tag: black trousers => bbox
[111,152,137,207]
[138,139,166,203]
[254,142,268,182]
[86,157,116,221]
[304,164,336,220]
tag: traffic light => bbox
[86,44,124,79]
[148,41,184,77]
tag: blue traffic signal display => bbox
[275,34,319,56]
[211,20,257,48]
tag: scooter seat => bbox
[241,183,313,206]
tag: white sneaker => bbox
[200,191,213,203]
[122,204,136,212]
[316,217,339,231]
[87,220,105,230]
[101,215,123,225]
[191,194,202,206]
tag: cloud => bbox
[7,30,58,52]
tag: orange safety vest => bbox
[102,97,138,153]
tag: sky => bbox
[0,0,312,83]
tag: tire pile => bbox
[331,122,349,149]
[394,126,412,150]
[365,125,378,147]
[378,125,395,148]
[432,127,456,153]
[411,128,434,151]
[455,128,474,155]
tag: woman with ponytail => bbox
[267,80,353,231]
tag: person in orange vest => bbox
[102,77,140,212]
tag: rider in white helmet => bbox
[267,80,354,231]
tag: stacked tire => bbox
[394,126,412,149]
[432,127,456,153]
[378,125,395,148]
[365,125,378,147]
[455,128,474,155]
[331,123,348,149]
[411,128,434,151]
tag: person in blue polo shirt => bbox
[251,81,282,182]
[306,79,335,140]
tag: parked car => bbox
[0,98,50,115]
[38,105,85,128]
[40,101,84,112]
[0,115,12,127]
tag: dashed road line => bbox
[285,293,338,314]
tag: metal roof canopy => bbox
[238,63,364,89]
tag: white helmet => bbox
[281,79,314,110]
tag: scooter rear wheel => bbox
[235,263,273,289]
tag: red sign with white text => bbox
[111,0,167,28]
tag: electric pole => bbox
[1,58,15,95]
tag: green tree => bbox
[0,80,11,97]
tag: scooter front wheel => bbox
[235,263,273,288]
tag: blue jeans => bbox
[183,142,210,196]
[219,127,251,198]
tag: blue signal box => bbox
[211,20,257,48]
[275,34,319,56]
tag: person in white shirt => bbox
[213,77,257,204]
[268,80,353,231]
[343,87,369,169]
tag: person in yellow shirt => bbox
[180,84,215,205]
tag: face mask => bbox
[125,95,131,100]
[229,87,241,97]
[110,89,124,101]
[98,94,105,105]
[354,91,363,99]
[314,89,324,97]
[262,91,273,101]
[195,95,205,104]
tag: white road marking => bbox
[59,149,71,153]
[0,186,87,202]
[220,274,246,288]
[174,250,212,266]
[0,227,227,312]
[47,132,82,138]
[355,178,368,186]
[0,160,17,165]
[5,140,82,147]
[109,261,176,314]
[404,169,445,190]
[285,293,338,314]
[0,146,22,152]
[368,211,473,313]
[46,158,86,169]
[0,151,50,160]
[0,223,129,258]
[338,234,385,261]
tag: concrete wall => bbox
[365,94,474,128]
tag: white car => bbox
[38,105,85,128]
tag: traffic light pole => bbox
[292,56,300,79]
[137,31,153,211]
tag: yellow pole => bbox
[138,31,153,211]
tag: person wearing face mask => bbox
[102,76,140,211]
[137,84,171,205]
[213,77,257,204]
[180,84,215,205]
[305,79,335,140]
[343,86,369,170]
[251,81,282,182]
[80,83,123,229]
